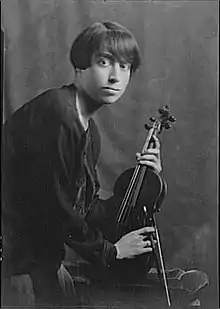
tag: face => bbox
[76,52,131,105]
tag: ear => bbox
[75,68,81,75]
[74,68,82,82]
[75,67,87,77]
[74,68,86,88]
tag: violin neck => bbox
[142,124,159,153]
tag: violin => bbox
[97,106,175,282]
[87,106,174,268]
[86,106,175,306]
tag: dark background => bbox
[2,0,218,306]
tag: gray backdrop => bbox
[2,0,218,303]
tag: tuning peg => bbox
[169,115,176,122]
[158,106,169,117]
[150,117,156,122]
[158,108,163,114]
[165,123,172,129]
[145,123,152,130]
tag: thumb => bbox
[136,152,141,159]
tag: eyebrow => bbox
[95,52,131,64]
[95,52,114,60]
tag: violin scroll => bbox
[144,105,176,134]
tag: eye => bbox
[120,62,131,71]
[97,57,111,67]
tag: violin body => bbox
[113,167,167,238]
[100,168,167,282]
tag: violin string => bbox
[130,166,146,209]
[116,165,141,222]
[117,123,158,223]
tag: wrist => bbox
[114,243,123,260]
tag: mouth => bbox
[102,87,120,92]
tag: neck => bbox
[76,88,103,122]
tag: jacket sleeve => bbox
[53,120,117,268]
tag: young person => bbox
[2,21,162,307]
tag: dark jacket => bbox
[2,84,117,276]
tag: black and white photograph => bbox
[1,1,218,308]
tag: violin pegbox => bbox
[158,105,176,132]
[145,105,176,135]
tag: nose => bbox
[108,63,120,84]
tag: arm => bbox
[52,121,117,267]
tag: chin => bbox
[102,97,120,105]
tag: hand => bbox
[114,226,155,260]
[136,135,162,174]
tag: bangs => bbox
[97,31,139,65]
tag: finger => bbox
[136,152,141,159]
[145,148,160,155]
[148,238,157,248]
[152,135,160,149]
[137,150,160,158]
[139,160,162,173]
[138,160,157,167]
[136,226,155,234]
[141,247,153,253]
[143,240,151,247]
[138,154,158,162]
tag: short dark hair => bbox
[70,21,141,74]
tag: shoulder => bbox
[29,84,77,123]
[4,84,78,131]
